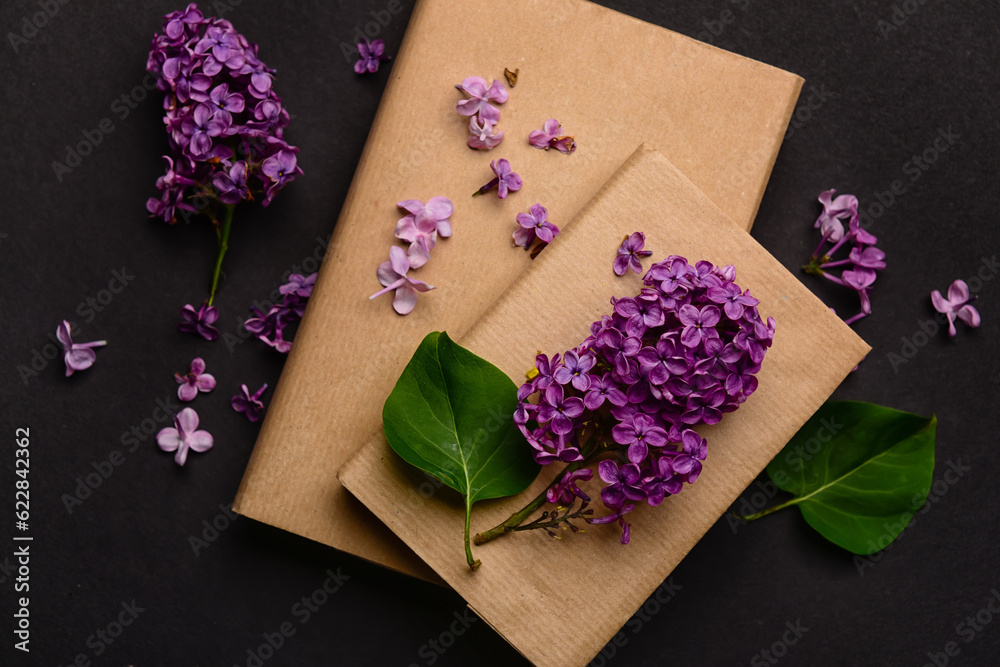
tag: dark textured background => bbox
[2,1,998,665]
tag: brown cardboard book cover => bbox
[234,0,803,579]
[338,147,870,666]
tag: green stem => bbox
[465,494,481,570]
[737,497,801,522]
[207,204,235,306]
[474,436,606,546]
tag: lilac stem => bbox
[826,234,851,259]
[207,204,235,306]
[843,311,868,326]
[368,278,405,300]
[820,272,846,287]
[819,259,853,269]
[472,177,499,197]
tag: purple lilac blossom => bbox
[243,272,317,353]
[468,116,504,150]
[473,159,522,199]
[455,76,508,124]
[56,320,107,377]
[146,4,301,223]
[613,232,653,275]
[805,189,886,327]
[369,246,436,315]
[513,204,558,249]
[178,303,220,341]
[354,38,388,74]
[156,407,214,465]
[175,357,217,401]
[232,383,268,422]
[931,279,981,336]
[515,255,775,544]
[528,118,577,154]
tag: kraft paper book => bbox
[339,147,870,666]
[234,0,804,580]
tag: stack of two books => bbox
[234,1,867,664]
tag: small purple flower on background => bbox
[528,118,577,154]
[614,232,653,276]
[473,159,522,199]
[529,118,560,149]
[156,407,214,466]
[455,76,508,124]
[279,273,316,299]
[513,203,558,248]
[179,303,220,341]
[56,320,107,377]
[468,116,504,150]
[175,357,217,402]
[369,246,436,315]
[931,279,981,336]
[354,38,388,74]
[232,383,268,422]
[397,197,454,237]
[814,189,858,242]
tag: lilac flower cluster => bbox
[145,3,301,223]
[456,76,507,150]
[804,189,886,326]
[244,273,316,352]
[529,118,576,154]
[515,255,775,544]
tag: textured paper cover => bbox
[339,148,870,666]
[234,0,803,579]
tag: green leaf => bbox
[745,401,936,555]
[382,331,540,569]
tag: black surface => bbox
[2,1,998,665]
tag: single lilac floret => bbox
[156,407,214,466]
[931,279,981,337]
[56,320,107,377]
[232,383,268,422]
[175,357,217,402]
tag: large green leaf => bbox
[382,331,540,568]
[748,401,936,555]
